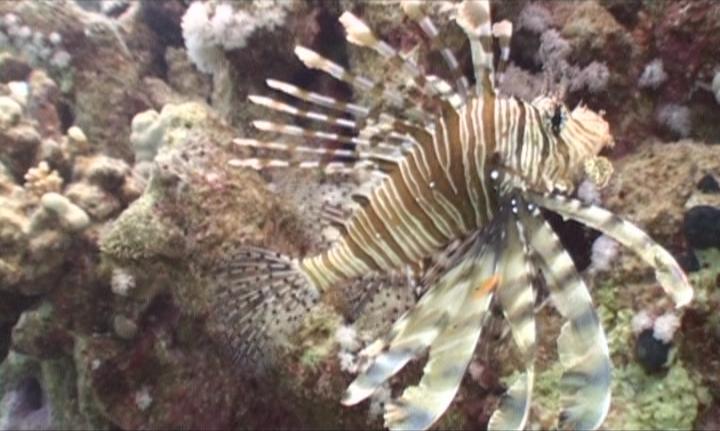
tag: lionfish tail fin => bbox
[518,202,611,430]
[210,246,321,371]
[528,192,693,308]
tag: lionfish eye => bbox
[551,104,564,136]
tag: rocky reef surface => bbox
[1,0,719,430]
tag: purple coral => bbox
[517,3,553,34]
[638,59,668,89]
[0,377,53,431]
[656,104,692,137]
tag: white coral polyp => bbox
[111,267,135,296]
[517,3,552,34]
[181,1,289,74]
[335,324,360,351]
[631,310,654,335]
[181,2,220,74]
[590,234,619,273]
[653,313,680,344]
[638,59,668,89]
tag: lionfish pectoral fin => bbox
[344,231,497,416]
[489,209,538,431]
[341,280,467,406]
[518,202,611,431]
[341,272,465,406]
[384,264,499,430]
[488,365,535,431]
[527,192,693,308]
[556,320,612,431]
[209,246,321,373]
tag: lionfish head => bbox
[530,96,615,192]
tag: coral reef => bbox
[1,0,719,430]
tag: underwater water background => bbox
[0,0,719,430]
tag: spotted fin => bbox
[528,192,693,308]
[209,246,321,372]
[343,270,418,328]
[518,202,611,430]
[383,241,500,431]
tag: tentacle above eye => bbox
[525,191,693,308]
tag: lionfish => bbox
[222,1,693,430]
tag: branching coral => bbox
[23,161,62,198]
[32,192,90,233]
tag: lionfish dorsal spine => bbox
[400,0,471,100]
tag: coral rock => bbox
[0,96,22,128]
[0,54,31,84]
[11,302,70,360]
[684,206,720,250]
[0,123,41,180]
[39,192,90,232]
[604,140,720,245]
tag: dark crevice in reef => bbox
[543,210,599,272]
[57,99,75,135]
[140,0,185,48]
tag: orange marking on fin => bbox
[475,274,500,298]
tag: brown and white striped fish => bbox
[221,1,693,430]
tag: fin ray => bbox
[384,238,500,430]
[528,192,693,308]
[209,246,321,372]
[518,202,612,430]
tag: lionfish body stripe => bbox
[218,1,694,430]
